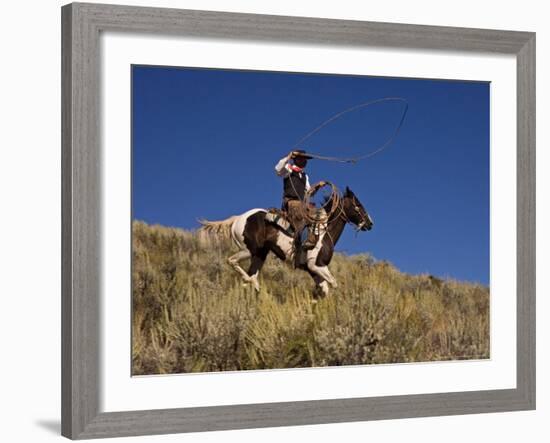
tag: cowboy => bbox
[275,150,325,265]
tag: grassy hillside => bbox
[132,220,489,375]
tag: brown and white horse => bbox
[199,187,373,297]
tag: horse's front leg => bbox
[307,269,330,299]
[318,280,330,295]
[313,278,331,298]
[227,249,252,283]
[307,261,338,289]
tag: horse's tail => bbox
[197,215,238,239]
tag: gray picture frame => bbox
[61,2,536,439]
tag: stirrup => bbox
[303,230,318,250]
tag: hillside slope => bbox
[132,220,489,375]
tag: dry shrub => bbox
[131,221,490,374]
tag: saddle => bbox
[265,208,295,236]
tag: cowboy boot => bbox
[302,224,318,250]
[293,232,308,268]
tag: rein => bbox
[305,183,366,231]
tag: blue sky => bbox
[132,65,489,285]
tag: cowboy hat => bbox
[292,149,313,160]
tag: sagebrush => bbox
[132,220,489,374]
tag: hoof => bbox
[318,281,330,297]
[242,279,260,292]
[312,287,326,300]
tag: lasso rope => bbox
[292,97,409,164]
[285,98,408,228]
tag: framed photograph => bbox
[61,2,535,439]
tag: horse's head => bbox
[342,187,373,231]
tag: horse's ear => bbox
[345,186,351,196]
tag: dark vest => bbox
[283,170,307,200]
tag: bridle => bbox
[335,195,371,232]
[315,194,370,248]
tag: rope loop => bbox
[302,181,342,224]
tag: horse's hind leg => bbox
[247,249,268,292]
[227,249,252,283]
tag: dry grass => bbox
[132,220,489,375]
